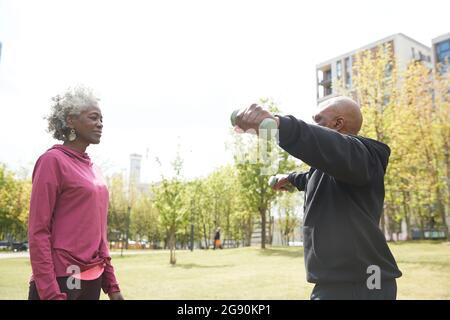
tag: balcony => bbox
[319,78,332,86]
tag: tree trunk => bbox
[268,214,274,246]
[380,209,386,239]
[203,223,208,249]
[164,233,169,250]
[246,216,253,246]
[169,232,176,265]
[260,207,266,249]
[125,206,131,250]
[208,223,212,248]
[402,191,411,240]
[384,209,392,241]
[226,209,231,249]
[418,205,425,239]
[404,216,411,241]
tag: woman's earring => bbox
[68,128,77,142]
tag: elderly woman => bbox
[28,86,124,300]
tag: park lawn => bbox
[0,241,448,300]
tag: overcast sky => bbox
[0,0,448,181]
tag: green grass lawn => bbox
[0,241,449,300]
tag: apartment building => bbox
[316,33,431,103]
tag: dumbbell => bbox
[230,109,278,139]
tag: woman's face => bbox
[68,105,103,144]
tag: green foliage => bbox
[351,44,450,240]
[107,173,130,240]
[152,154,188,264]
[0,164,30,241]
[229,98,299,248]
[274,191,303,245]
[130,194,161,246]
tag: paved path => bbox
[0,250,163,260]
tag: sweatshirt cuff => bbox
[42,289,68,300]
[287,172,297,185]
[104,284,121,295]
[54,292,68,300]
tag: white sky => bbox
[0,0,449,182]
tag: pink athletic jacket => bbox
[28,144,120,300]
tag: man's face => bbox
[312,106,337,130]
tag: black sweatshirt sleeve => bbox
[277,115,377,186]
[287,172,308,191]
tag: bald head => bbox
[313,96,363,135]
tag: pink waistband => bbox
[72,264,105,280]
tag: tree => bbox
[274,191,303,245]
[433,69,450,239]
[351,43,400,238]
[107,173,129,250]
[130,192,161,248]
[398,62,450,239]
[229,99,298,248]
[152,154,188,264]
[350,42,450,241]
[203,166,242,248]
[191,178,215,249]
[0,164,30,242]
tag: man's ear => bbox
[334,116,344,131]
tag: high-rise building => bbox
[431,33,450,75]
[129,153,151,194]
[129,153,142,185]
[316,33,431,103]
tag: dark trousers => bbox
[310,279,397,300]
[28,277,102,300]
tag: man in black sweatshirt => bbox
[234,97,402,300]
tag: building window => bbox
[323,69,332,96]
[323,69,331,81]
[419,51,430,62]
[385,63,393,78]
[317,68,333,99]
[336,61,342,80]
[345,57,352,88]
[436,40,450,73]
[318,85,324,99]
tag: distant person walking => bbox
[213,227,222,250]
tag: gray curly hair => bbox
[46,85,100,141]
